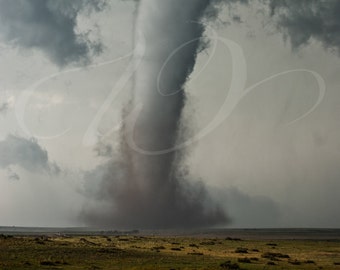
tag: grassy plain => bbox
[1,233,340,269]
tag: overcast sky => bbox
[1,0,340,228]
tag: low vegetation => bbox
[0,233,340,269]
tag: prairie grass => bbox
[1,234,340,269]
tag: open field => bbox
[1,231,340,269]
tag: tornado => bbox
[83,0,228,229]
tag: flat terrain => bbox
[1,233,340,269]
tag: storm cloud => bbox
[0,0,107,66]
[1,0,340,228]
[0,135,59,174]
[269,0,340,55]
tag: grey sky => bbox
[0,0,340,228]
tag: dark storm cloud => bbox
[269,0,340,55]
[0,135,59,174]
[0,0,107,66]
